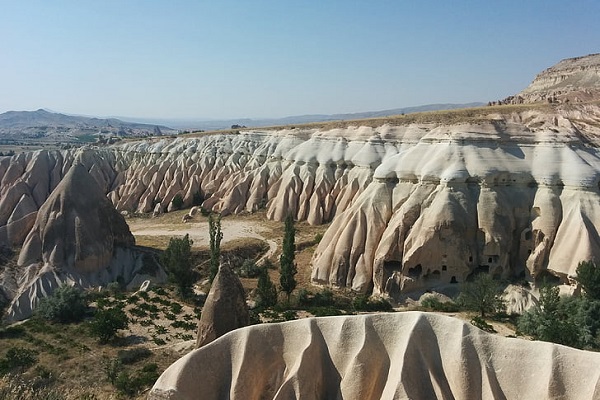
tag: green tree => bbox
[36,284,88,323]
[161,234,195,297]
[279,214,297,302]
[457,273,505,318]
[256,267,278,308]
[576,260,600,300]
[518,285,582,348]
[90,307,129,343]
[209,213,223,282]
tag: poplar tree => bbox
[279,214,297,302]
[209,213,223,282]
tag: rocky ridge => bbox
[499,53,600,105]
[149,312,600,400]
[1,104,600,303]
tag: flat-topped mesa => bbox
[498,53,600,105]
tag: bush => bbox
[36,285,88,323]
[0,347,38,375]
[352,294,393,312]
[89,307,129,343]
[420,296,460,312]
[470,316,496,333]
[117,347,152,365]
[238,259,261,278]
[171,194,184,210]
[576,260,600,300]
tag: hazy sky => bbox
[1,1,599,120]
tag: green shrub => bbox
[352,294,393,312]
[36,285,88,323]
[161,234,195,297]
[171,194,184,210]
[256,267,278,308]
[313,233,323,244]
[238,259,261,278]
[420,296,460,312]
[89,307,129,343]
[0,347,38,375]
[457,274,505,317]
[470,316,496,333]
[117,347,152,365]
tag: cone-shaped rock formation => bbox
[196,262,248,348]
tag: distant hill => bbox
[132,103,485,130]
[0,109,177,143]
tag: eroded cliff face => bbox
[502,53,600,104]
[1,105,600,300]
[311,110,600,295]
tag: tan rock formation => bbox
[499,53,600,105]
[149,312,600,400]
[196,262,248,348]
[3,163,166,321]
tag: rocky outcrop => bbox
[496,53,600,105]
[149,312,600,400]
[3,163,166,321]
[196,262,248,348]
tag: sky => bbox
[1,1,599,121]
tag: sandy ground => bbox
[128,218,271,247]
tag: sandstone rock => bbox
[150,312,600,400]
[196,262,248,348]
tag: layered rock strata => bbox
[149,312,600,400]
[500,53,600,104]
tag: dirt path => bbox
[127,217,273,248]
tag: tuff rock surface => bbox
[1,105,600,301]
[196,262,249,348]
[2,163,166,321]
[149,312,600,400]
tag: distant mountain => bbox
[0,109,177,143]
[129,103,485,130]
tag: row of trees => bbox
[161,212,297,306]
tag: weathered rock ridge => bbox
[2,104,600,300]
[149,312,600,400]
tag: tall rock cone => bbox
[4,164,165,321]
[18,163,134,272]
[196,262,249,348]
